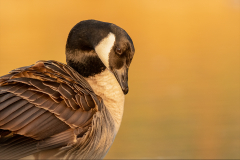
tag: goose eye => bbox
[116,48,122,55]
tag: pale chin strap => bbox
[95,32,115,69]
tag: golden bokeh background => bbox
[0,0,240,159]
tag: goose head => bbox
[65,20,135,95]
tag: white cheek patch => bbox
[95,32,115,68]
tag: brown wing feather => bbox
[0,60,100,159]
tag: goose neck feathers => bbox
[85,69,125,133]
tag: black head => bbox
[66,20,135,94]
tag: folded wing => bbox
[0,60,101,159]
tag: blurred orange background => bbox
[0,0,240,159]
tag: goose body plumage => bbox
[0,20,135,159]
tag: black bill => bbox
[113,67,129,95]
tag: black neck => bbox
[67,51,106,77]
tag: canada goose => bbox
[0,19,135,159]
